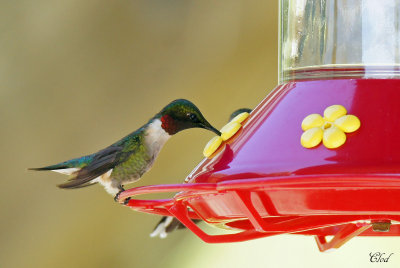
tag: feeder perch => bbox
[119,0,400,251]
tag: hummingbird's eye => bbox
[188,113,198,122]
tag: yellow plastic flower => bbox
[220,121,242,141]
[230,112,250,124]
[203,112,250,158]
[203,136,223,157]
[301,105,360,149]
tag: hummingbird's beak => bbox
[202,122,221,136]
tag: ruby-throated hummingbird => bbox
[151,107,252,238]
[30,99,221,202]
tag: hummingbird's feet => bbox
[114,190,131,205]
[114,191,121,202]
[122,197,131,205]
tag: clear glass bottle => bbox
[279,0,400,83]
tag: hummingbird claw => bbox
[114,190,131,205]
[123,197,131,205]
[114,190,123,202]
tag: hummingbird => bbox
[30,99,221,202]
[151,107,252,238]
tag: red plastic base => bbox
[120,79,400,251]
[119,175,400,251]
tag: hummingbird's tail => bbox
[29,163,74,172]
[29,155,92,175]
[150,216,201,238]
[30,155,99,189]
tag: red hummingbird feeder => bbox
[120,0,400,251]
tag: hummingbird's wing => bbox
[57,145,134,189]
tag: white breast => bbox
[145,119,171,159]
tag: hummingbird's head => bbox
[158,99,221,136]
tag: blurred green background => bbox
[2,1,400,268]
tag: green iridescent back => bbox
[109,127,151,181]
